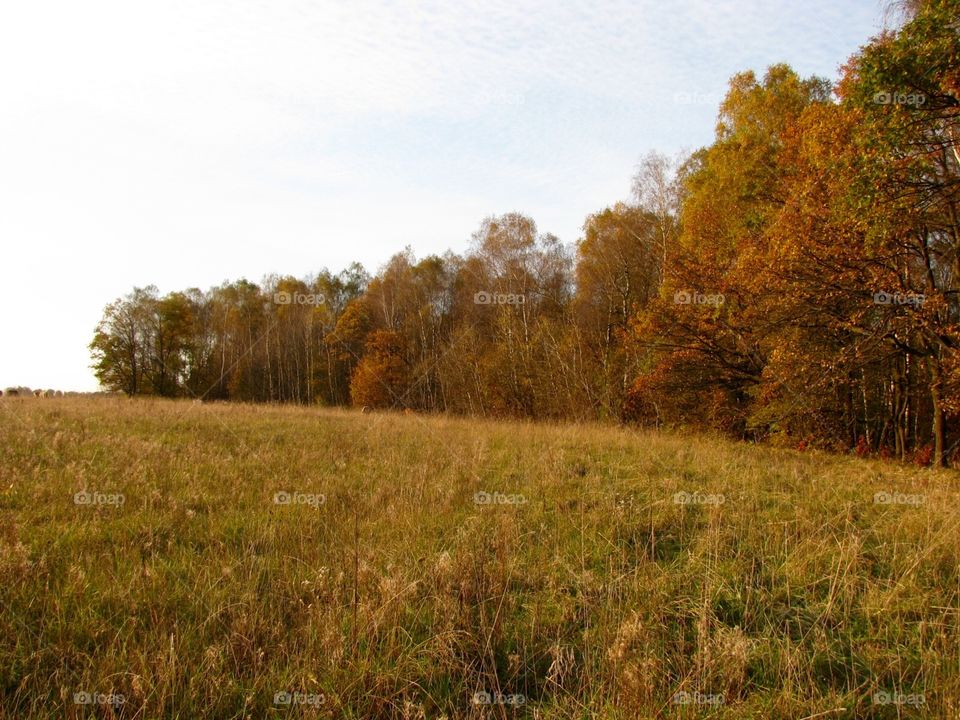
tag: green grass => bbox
[1,397,958,718]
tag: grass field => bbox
[1,397,958,719]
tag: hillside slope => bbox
[1,398,957,718]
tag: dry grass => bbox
[0,397,958,718]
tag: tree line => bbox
[91,1,959,465]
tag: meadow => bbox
[1,397,958,718]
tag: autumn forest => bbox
[91,2,960,466]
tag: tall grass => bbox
[1,397,957,718]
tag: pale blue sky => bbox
[0,0,890,391]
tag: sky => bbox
[0,0,891,392]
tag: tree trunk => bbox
[928,354,947,467]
